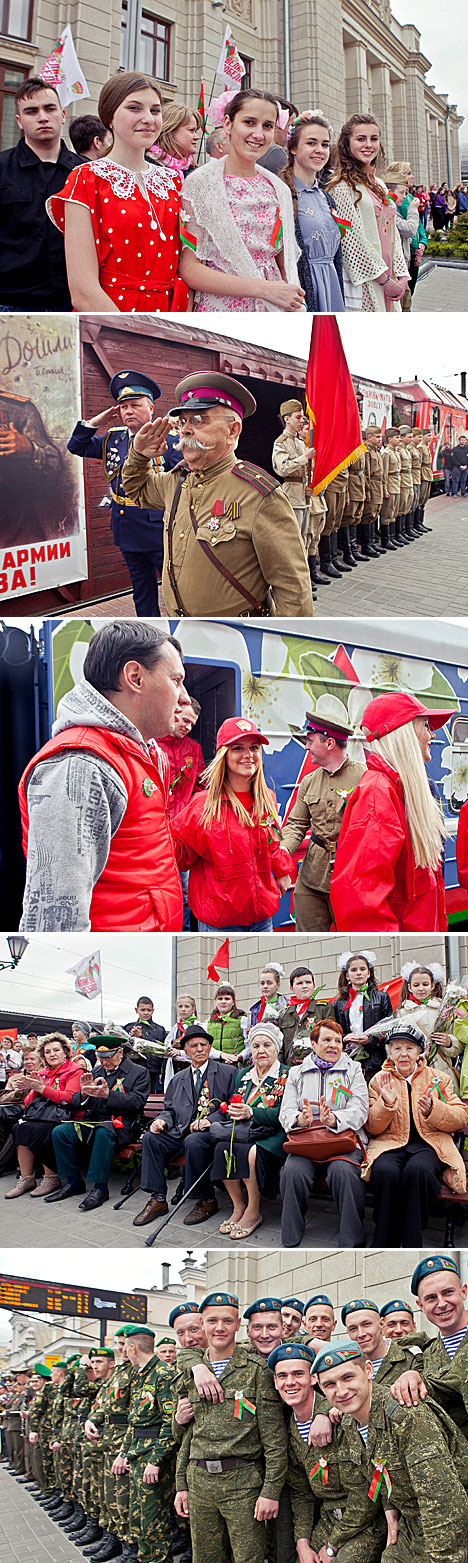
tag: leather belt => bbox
[132,1425,158,1439]
[194,1457,256,1473]
[310,830,329,851]
[106,1414,128,1426]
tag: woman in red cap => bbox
[171,718,293,931]
[330,693,454,931]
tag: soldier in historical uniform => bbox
[396,427,414,545]
[318,467,349,580]
[391,1255,468,1438]
[316,1342,468,1563]
[341,447,367,566]
[112,1324,176,1563]
[279,965,333,1066]
[415,430,433,533]
[282,708,365,932]
[408,428,423,536]
[121,371,314,617]
[7,1368,30,1473]
[272,399,311,542]
[67,370,181,617]
[380,428,401,551]
[173,1291,288,1563]
[270,1342,386,1563]
[361,426,384,557]
[0,389,67,549]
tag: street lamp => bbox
[0,936,29,972]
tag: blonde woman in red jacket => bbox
[5,1033,87,1199]
[172,717,293,932]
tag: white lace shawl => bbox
[332,179,408,311]
[181,155,300,308]
[90,158,181,200]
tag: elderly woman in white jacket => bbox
[279,1017,368,1247]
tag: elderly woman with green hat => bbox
[209,1020,289,1240]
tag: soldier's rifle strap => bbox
[167,476,190,616]
[188,501,271,615]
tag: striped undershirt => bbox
[370,1356,387,1376]
[440,1326,468,1360]
[357,1422,369,1444]
[208,1357,231,1378]
[294,1415,313,1442]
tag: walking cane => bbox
[144,1162,215,1246]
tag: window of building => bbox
[0,0,33,41]
[121,4,171,81]
[0,62,29,149]
[242,56,252,88]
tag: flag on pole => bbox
[305,316,365,495]
[41,24,90,108]
[198,80,206,129]
[216,25,245,88]
[67,950,102,999]
[207,939,230,982]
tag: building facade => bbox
[204,1245,467,1326]
[0,0,462,182]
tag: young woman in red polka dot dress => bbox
[47,72,184,312]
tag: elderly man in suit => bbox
[132,1024,236,1229]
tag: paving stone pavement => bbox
[412,263,468,311]
[0,1464,80,1563]
[0,1164,455,1251]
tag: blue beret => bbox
[380,1300,414,1320]
[267,1343,316,1371]
[411,1255,459,1296]
[199,1292,239,1312]
[168,1304,200,1328]
[282,1298,304,1314]
[314,1344,363,1374]
[244,1297,283,1319]
[341,1299,379,1325]
[305,1295,333,1312]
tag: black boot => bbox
[380,525,390,550]
[90,1537,122,1561]
[356,524,371,559]
[396,513,410,543]
[393,517,405,546]
[405,513,417,539]
[65,1508,87,1532]
[340,526,358,565]
[350,525,366,561]
[387,522,398,550]
[310,550,331,585]
[417,506,432,532]
[77,1524,103,1548]
[53,1502,75,1521]
[367,523,381,557]
[331,532,350,571]
[318,535,342,579]
[307,557,317,601]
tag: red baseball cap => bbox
[361,692,456,741]
[216,717,269,750]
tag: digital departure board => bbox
[0,1274,147,1323]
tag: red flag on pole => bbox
[305,316,365,496]
[207,939,230,981]
[198,80,205,129]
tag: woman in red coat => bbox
[330,692,454,932]
[456,800,468,894]
[5,1034,87,1199]
[172,717,293,932]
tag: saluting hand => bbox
[86,404,122,430]
[132,416,171,458]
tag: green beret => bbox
[305,1295,333,1312]
[341,1299,379,1325]
[89,1347,115,1359]
[124,1325,155,1339]
[243,1297,283,1320]
[282,1298,304,1314]
[66,1354,81,1367]
[114,1327,132,1339]
[380,1300,414,1320]
[155,1337,176,1347]
[411,1255,459,1296]
[168,1304,199,1328]
[34,1363,52,1379]
[55,1361,69,1370]
[268,1343,316,1371]
[314,1344,363,1374]
[199,1292,239,1313]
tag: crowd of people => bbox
[2,1253,468,1563]
[0,71,462,315]
[2,947,468,1245]
[15,619,468,936]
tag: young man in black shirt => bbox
[0,75,82,310]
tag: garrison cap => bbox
[168,1304,200,1328]
[109,370,161,404]
[34,1363,51,1378]
[280,399,303,416]
[282,1298,304,1315]
[168,370,256,421]
[199,1292,239,1313]
[411,1255,460,1296]
[380,1300,414,1320]
[305,1295,333,1312]
[124,1325,155,1340]
[314,1344,363,1374]
[243,1297,283,1320]
[89,1348,115,1359]
[267,1343,316,1371]
[341,1299,379,1325]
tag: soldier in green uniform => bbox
[303,1295,337,1348]
[342,1299,425,1390]
[8,1368,30,1473]
[270,1342,385,1563]
[391,1254,468,1437]
[282,709,365,932]
[113,1324,177,1563]
[173,1290,287,1563]
[49,1359,75,1516]
[380,1300,429,1344]
[121,372,314,618]
[316,1342,468,1563]
[65,1354,100,1535]
[100,1331,136,1563]
[80,1346,117,1554]
[243,1298,284,1361]
[281,1299,305,1343]
[29,1363,59,1501]
[56,1354,84,1522]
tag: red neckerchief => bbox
[290,996,311,1020]
[343,985,368,1012]
[257,996,267,1022]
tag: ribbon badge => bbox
[331,211,352,239]
[330,1080,353,1106]
[309,1457,328,1486]
[368,1460,392,1502]
[430,1077,449,1103]
[234,1391,256,1421]
[143,778,157,797]
[139,1389,155,1412]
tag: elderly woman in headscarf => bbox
[210,1021,288,1240]
[330,692,454,931]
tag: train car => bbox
[39,616,468,930]
[351,373,468,481]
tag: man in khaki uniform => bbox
[381,428,401,551]
[272,400,311,542]
[282,708,365,931]
[396,427,414,545]
[415,430,433,533]
[361,427,384,556]
[342,447,367,565]
[408,429,423,537]
[318,467,350,578]
[122,372,314,618]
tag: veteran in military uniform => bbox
[67,370,181,617]
[361,427,384,557]
[282,708,365,931]
[121,372,314,617]
[113,1324,176,1563]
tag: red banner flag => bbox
[207,939,230,981]
[198,80,205,128]
[305,316,365,495]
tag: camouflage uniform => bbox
[371,1336,425,1390]
[102,1360,135,1542]
[51,1370,76,1495]
[417,1328,468,1439]
[364,1382,468,1562]
[286,1398,385,1562]
[29,1379,56,1493]
[118,1356,177,1563]
[175,1343,288,1563]
[81,1373,115,1525]
[69,1366,98,1508]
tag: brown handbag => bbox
[282,1124,360,1163]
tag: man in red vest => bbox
[18,620,185,933]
